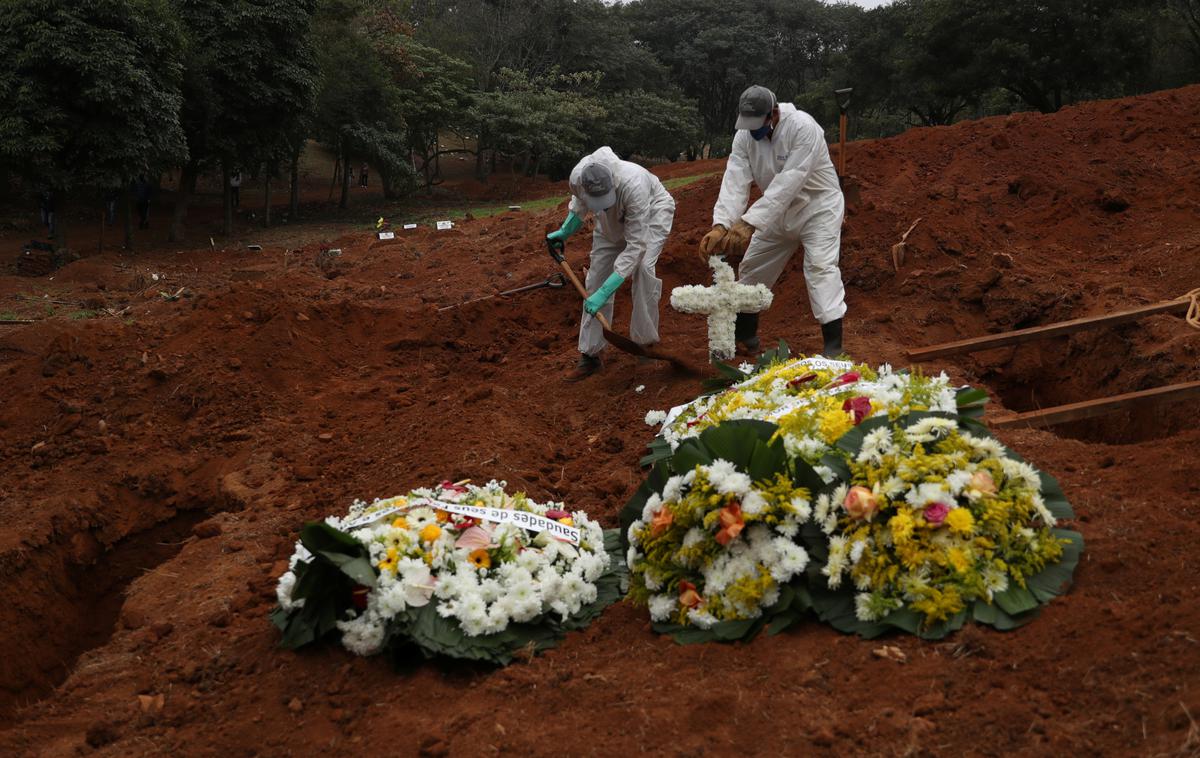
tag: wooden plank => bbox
[908,298,1190,361]
[991,380,1200,429]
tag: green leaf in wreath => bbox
[695,420,779,465]
[1038,472,1075,520]
[955,387,990,420]
[993,585,1039,615]
[972,600,1039,630]
[639,436,673,468]
[1026,529,1083,602]
[314,552,378,587]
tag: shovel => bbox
[546,239,698,375]
[438,273,565,311]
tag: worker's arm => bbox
[712,132,753,229]
[546,211,583,242]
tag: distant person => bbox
[347,165,355,187]
[546,146,676,381]
[104,188,118,227]
[133,176,151,229]
[39,190,55,238]
[699,85,847,357]
[230,171,242,208]
[360,162,369,188]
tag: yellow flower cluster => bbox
[831,427,1068,627]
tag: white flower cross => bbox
[670,256,773,360]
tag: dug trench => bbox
[968,312,1200,444]
[0,462,247,724]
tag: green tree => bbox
[1169,0,1200,69]
[0,0,185,248]
[626,0,771,152]
[593,90,703,162]
[471,68,606,180]
[312,0,414,208]
[966,0,1158,113]
[169,0,318,239]
[373,33,474,190]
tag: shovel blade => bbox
[601,326,646,356]
[601,327,699,376]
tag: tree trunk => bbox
[289,151,300,221]
[328,155,340,202]
[222,162,233,236]
[168,161,197,242]
[263,163,272,228]
[122,187,133,250]
[52,200,66,251]
[474,124,488,182]
[339,148,351,209]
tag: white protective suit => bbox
[569,147,676,356]
[713,103,846,325]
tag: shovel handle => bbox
[547,238,613,330]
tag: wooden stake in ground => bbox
[991,380,1200,429]
[908,297,1192,361]
[892,218,921,271]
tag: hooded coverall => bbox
[569,147,676,356]
[713,103,846,326]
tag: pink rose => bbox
[545,509,570,520]
[842,396,873,425]
[969,471,997,495]
[843,486,879,520]
[924,502,950,526]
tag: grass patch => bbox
[661,171,721,190]
[392,169,721,227]
[68,309,102,320]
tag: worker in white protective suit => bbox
[546,146,676,381]
[700,85,847,357]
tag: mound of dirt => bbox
[0,86,1198,756]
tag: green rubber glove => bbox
[546,211,583,242]
[584,272,624,315]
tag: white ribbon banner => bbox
[342,499,580,545]
[423,499,580,545]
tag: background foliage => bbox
[0,0,1196,242]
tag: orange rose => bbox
[969,470,997,495]
[650,506,674,537]
[843,486,879,521]
[679,581,702,609]
[715,502,744,546]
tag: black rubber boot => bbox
[735,312,760,354]
[821,318,844,358]
[565,353,602,382]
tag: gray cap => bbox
[735,85,776,130]
[579,162,616,211]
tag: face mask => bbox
[749,122,773,141]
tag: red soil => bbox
[1,87,1199,756]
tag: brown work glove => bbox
[722,220,755,256]
[698,224,728,260]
